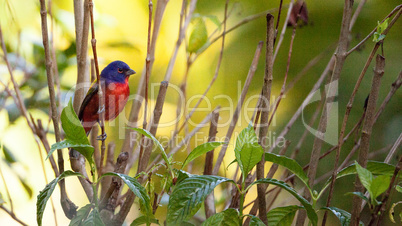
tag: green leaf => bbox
[100,172,153,218]
[319,161,394,198]
[201,208,239,226]
[82,208,105,226]
[182,142,225,169]
[265,153,310,190]
[167,175,235,225]
[2,144,17,164]
[69,204,92,226]
[130,215,160,226]
[249,215,265,226]
[37,170,85,226]
[345,192,369,202]
[48,139,94,163]
[188,18,208,53]
[355,162,373,194]
[267,205,302,226]
[234,125,259,179]
[373,18,389,42]
[129,128,170,167]
[321,206,364,226]
[370,175,391,200]
[48,99,94,165]
[250,178,317,226]
[396,185,402,193]
[240,142,264,177]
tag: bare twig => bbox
[350,54,385,225]
[212,41,264,175]
[273,0,294,62]
[298,1,354,225]
[204,109,220,218]
[120,0,170,159]
[256,13,275,224]
[346,4,402,56]
[0,206,27,226]
[38,0,77,218]
[138,0,153,176]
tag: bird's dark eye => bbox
[117,68,123,73]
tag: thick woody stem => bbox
[350,55,385,225]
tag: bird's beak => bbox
[125,69,136,76]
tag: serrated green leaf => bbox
[249,215,265,226]
[250,178,317,226]
[234,125,259,180]
[182,142,225,169]
[188,18,208,53]
[319,161,395,198]
[201,208,238,226]
[265,153,310,190]
[69,204,92,226]
[62,99,91,144]
[345,192,369,202]
[373,18,389,42]
[82,208,104,226]
[267,205,302,226]
[48,99,94,165]
[37,170,85,226]
[370,175,391,200]
[130,215,160,226]
[100,172,153,219]
[129,128,170,167]
[322,206,364,226]
[240,142,264,177]
[48,139,94,164]
[167,175,235,225]
[355,162,373,196]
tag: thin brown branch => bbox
[120,0,170,159]
[212,41,264,175]
[204,109,220,218]
[256,13,275,224]
[38,0,77,218]
[299,1,354,225]
[138,0,153,176]
[350,54,385,225]
[369,155,402,225]
[0,206,27,226]
[346,5,402,56]
[273,0,294,62]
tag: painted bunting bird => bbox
[78,60,136,137]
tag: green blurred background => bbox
[0,0,401,225]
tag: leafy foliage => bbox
[266,205,302,226]
[100,172,153,219]
[250,178,317,226]
[182,142,225,169]
[37,170,84,226]
[373,18,389,42]
[201,208,238,226]
[69,204,93,226]
[321,207,363,226]
[234,125,263,181]
[264,153,310,190]
[167,174,234,225]
[48,99,94,165]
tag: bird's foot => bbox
[97,105,105,114]
[96,133,107,141]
